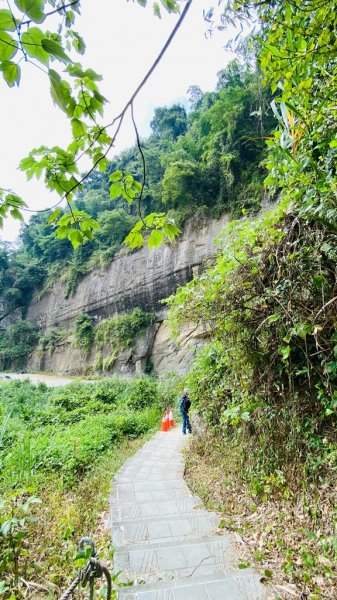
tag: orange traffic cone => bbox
[165,410,170,431]
[168,408,175,429]
[161,411,168,432]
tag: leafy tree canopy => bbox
[0,0,187,249]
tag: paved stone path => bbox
[111,429,270,599]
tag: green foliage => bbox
[128,377,158,410]
[0,377,161,489]
[0,0,183,249]
[0,493,42,591]
[165,1,337,511]
[39,327,68,355]
[0,321,38,369]
[74,313,94,354]
[94,308,156,351]
[18,410,152,483]
[1,61,271,311]
[169,200,337,486]
[150,104,188,140]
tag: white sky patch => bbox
[0,0,238,243]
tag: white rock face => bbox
[26,215,228,376]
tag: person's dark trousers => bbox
[181,411,192,434]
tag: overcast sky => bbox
[0,0,237,242]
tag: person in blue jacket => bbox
[179,388,192,435]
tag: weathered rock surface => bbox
[151,321,207,377]
[27,216,227,331]
[27,215,228,376]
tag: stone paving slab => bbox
[111,497,203,522]
[118,570,269,600]
[115,471,186,483]
[111,484,192,504]
[112,513,219,547]
[133,450,184,459]
[114,535,235,584]
[116,466,185,480]
[111,480,188,495]
[112,428,270,599]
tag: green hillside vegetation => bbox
[0,376,177,597]
[0,61,273,311]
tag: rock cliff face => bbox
[27,215,228,376]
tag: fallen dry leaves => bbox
[185,433,337,600]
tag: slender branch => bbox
[106,0,193,127]
[131,102,147,229]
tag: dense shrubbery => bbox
[128,376,158,410]
[74,313,94,354]
[169,204,337,483]
[0,377,162,490]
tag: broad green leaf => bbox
[42,38,72,64]
[161,0,179,12]
[124,229,144,249]
[68,228,84,249]
[10,207,24,221]
[0,31,17,61]
[123,188,135,201]
[148,229,164,248]
[1,60,20,86]
[49,69,73,114]
[280,345,291,360]
[98,157,109,173]
[267,313,280,324]
[71,118,86,138]
[82,228,93,240]
[47,208,61,224]
[14,0,45,24]
[132,180,143,192]
[153,2,161,17]
[0,10,16,31]
[5,193,26,207]
[65,10,75,27]
[109,182,122,199]
[70,32,85,55]
[109,170,122,182]
[21,27,49,65]
[163,220,180,241]
[55,226,68,239]
[84,68,102,81]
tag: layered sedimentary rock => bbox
[27,215,228,375]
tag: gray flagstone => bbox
[111,429,271,599]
